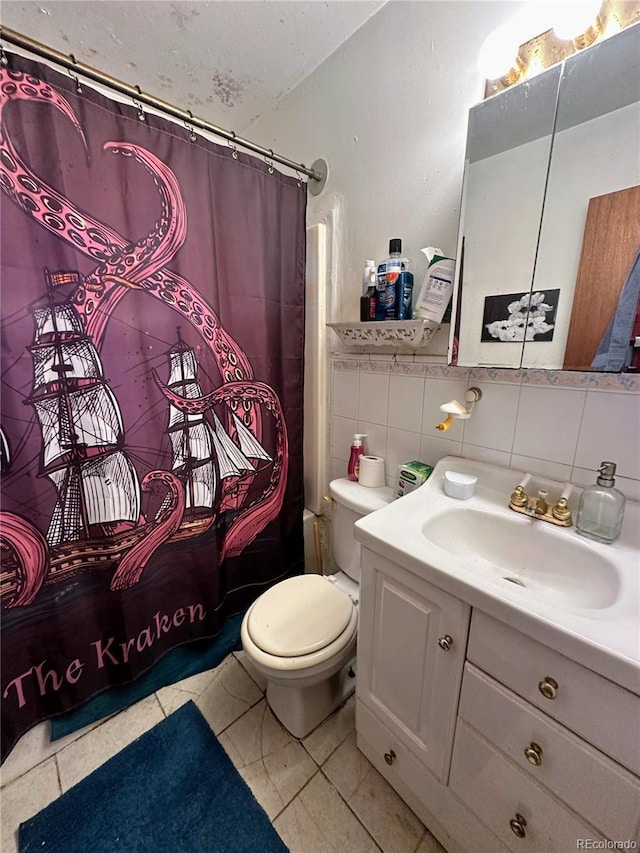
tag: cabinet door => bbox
[358,548,470,782]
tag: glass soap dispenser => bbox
[576,461,626,544]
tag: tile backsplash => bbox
[330,356,640,501]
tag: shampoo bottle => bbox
[376,239,410,320]
[576,461,626,544]
[347,434,366,481]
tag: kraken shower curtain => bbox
[0,55,306,760]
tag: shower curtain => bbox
[0,54,306,761]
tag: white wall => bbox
[252,0,528,314]
[251,1,640,500]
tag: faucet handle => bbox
[551,496,573,525]
[509,485,528,507]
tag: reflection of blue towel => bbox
[592,248,640,371]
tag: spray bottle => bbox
[360,260,377,321]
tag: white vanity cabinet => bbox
[450,612,640,852]
[356,548,640,853]
[357,548,470,783]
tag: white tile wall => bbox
[330,357,640,499]
[512,385,586,465]
[333,370,359,419]
[388,374,425,432]
[358,371,390,425]
[575,391,640,480]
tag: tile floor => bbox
[0,651,447,853]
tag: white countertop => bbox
[355,456,640,695]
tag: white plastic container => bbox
[443,470,477,500]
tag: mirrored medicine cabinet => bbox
[450,22,640,372]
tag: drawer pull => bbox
[509,814,527,838]
[524,742,543,766]
[384,749,396,766]
[538,676,558,700]
[438,634,453,651]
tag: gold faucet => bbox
[527,489,548,517]
[509,480,573,527]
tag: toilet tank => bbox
[328,478,393,583]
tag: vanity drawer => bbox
[459,663,640,842]
[356,699,510,853]
[450,719,604,853]
[468,611,640,775]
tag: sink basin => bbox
[422,507,620,610]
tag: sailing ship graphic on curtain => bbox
[30,271,142,550]
[0,268,274,605]
[163,329,272,538]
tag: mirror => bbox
[453,64,562,368]
[451,22,640,371]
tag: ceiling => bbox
[1,1,386,133]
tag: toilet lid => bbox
[247,575,354,657]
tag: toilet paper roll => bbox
[358,455,386,488]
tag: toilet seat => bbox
[242,575,357,672]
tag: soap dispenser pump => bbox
[347,434,366,481]
[576,461,626,544]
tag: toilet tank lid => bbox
[329,478,393,514]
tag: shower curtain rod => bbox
[0,26,322,183]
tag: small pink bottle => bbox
[347,434,366,481]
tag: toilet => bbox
[241,478,393,738]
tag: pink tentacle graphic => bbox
[1,69,257,438]
[0,513,49,607]
[0,70,125,260]
[110,471,185,590]
[1,67,288,589]
[154,378,287,561]
[80,142,188,306]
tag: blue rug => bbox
[20,701,288,853]
[50,614,243,741]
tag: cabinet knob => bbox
[509,813,527,838]
[438,634,453,651]
[538,676,558,700]
[524,742,543,766]
[384,749,396,766]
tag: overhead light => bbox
[478,23,522,82]
[552,0,602,42]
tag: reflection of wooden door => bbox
[563,185,640,370]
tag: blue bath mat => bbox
[20,701,288,853]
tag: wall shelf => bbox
[327,319,442,351]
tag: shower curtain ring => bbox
[68,70,83,94]
[265,149,274,175]
[295,169,303,188]
[0,46,8,67]
[133,85,146,121]
[67,54,82,93]
[228,132,238,160]
[185,111,197,142]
